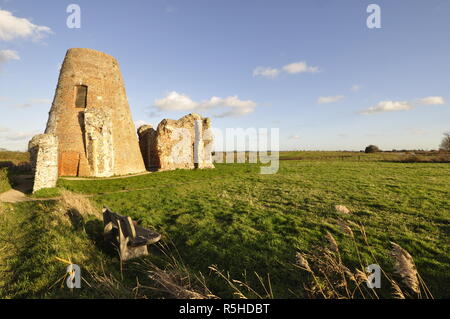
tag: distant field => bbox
[0,151,29,165]
[0,151,31,192]
[1,151,449,298]
[215,150,450,163]
[278,151,450,163]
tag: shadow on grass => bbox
[0,201,122,298]
[0,161,33,194]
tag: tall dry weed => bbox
[295,218,433,299]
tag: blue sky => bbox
[0,0,449,151]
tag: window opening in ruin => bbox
[75,85,88,108]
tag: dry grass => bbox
[390,242,419,294]
[50,189,102,227]
[86,216,434,299]
[88,240,217,299]
[87,262,141,299]
[209,265,274,299]
[58,189,102,218]
[137,240,216,299]
[294,219,433,299]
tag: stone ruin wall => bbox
[138,113,215,171]
[84,108,114,177]
[44,48,145,177]
[28,48,216,192]
[201,117,214,168]
[28,134,59,193]
[137,125,159,170]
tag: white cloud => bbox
[418,96,445,105]
[288,135,301,140]
[360,101,413,115]
[15,103,32,108]
[407,128,428,136]
[13,98,51,108]
[282,61,319,74]
[28,98,51,104]
[317,95,345,104]
[0,49,20,65]
[154,91,198,111]
[207,96,257,109]
[0,126,40,151]
[153,91,257,117]
[350,85,361,92]
[0,9,52,41]
[214,106,255,118]
[360,96,446,115]
[0,127,36,141]
[2,131,34,141]
[253,60,319,78]
[253,66,280,79]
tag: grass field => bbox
[0,151,449,298]
[0,168,11,194]
[0,150,29,165]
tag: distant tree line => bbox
[440,132,450,151]
[363,131,450,154]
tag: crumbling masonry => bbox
[29,48,214,192]
[28,134,59,193]
[137,113,214,171]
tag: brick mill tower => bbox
[44,48,146,177]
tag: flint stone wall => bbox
[84,107,114,177]
[138,113,215,171]
[28,134,59,193]
[137,125,158,170]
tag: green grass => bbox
[279,150,449,162]
[1,159,449,298]
[31,187,61,199]
[59,161,450,298]
[0,168,12,194]
[0,201,135,298]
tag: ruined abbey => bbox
[29,48,214,193]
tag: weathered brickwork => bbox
[28,134,59,193]
[29,48,214,191]
[138,113,215,171]
[44,48,145,177]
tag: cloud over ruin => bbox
[253,61,319,79]
[0,9,52,41]
[153,91,258,118]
